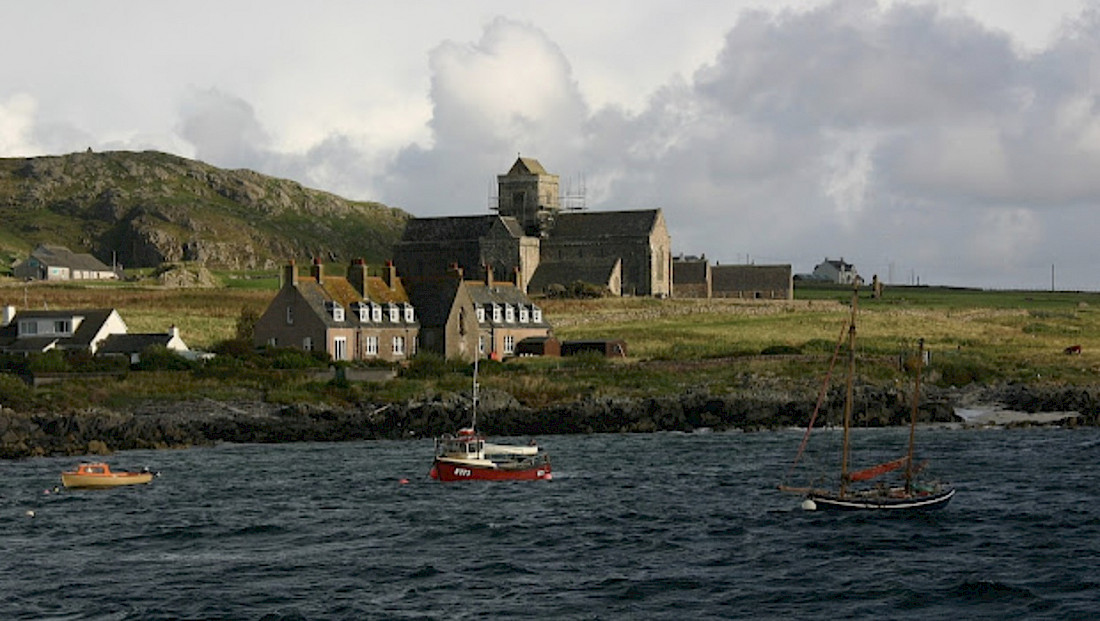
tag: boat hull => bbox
[61,472,154,489]
[430,458,552,482]
[805,487,955,511]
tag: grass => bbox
[4,277,1100,410]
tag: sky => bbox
[2,0,1098,290]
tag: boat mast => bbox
[472,354,480,431]
[839,282,859,497]
[905,338,923,494]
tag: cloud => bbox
[0,94,39,156]
[177,88,271,168]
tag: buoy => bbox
[25,510,35,518]
[399,478,409,485]
[801,498,818,511]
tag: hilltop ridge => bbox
[0,150,409,269]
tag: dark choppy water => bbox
[2,426,1099,620]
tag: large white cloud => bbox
[2,1,1099,289]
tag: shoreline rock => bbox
[1,382,1096,459]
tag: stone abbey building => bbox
[393,158,672,297]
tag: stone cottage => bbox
[253,259,419,362]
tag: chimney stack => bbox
[484,264,494,286]
[1,305,15,327]
[449,262,464,280]
[348,258,368,296]
[384,261,397,288]
[282,260,298,288]
[513,266,525,292]
[311,257,323,283]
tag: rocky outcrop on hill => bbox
[0,150,409,269]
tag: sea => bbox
[2,424,1099,620]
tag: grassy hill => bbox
[0,150,409,269]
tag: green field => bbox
[2,277,1098,409]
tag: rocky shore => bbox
[1,382,1096,459]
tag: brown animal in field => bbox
[1064,345,1082,355]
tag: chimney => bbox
[348,258,368,296]
[282,260,297,288]
[484,264,494,286]
[311,257,323,283]
[1,305,15,327]
[449,262,464,280]
[513,266,525,292]
[168,325,180,339]
[383,261,397,288]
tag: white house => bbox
[812,258,859,284]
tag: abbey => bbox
[393,157,672,297]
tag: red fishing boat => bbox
[780,284,954,511]
[430,427,552,481]
[429,358,552,482]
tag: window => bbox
[372,304,382,323]
[505,305,514,323]
[504,335,515,354]
[519,306,529,323]
[388,304,399,323]
[365,336,379,356]
[286,306,294,324]
[403,304,415,322]
[476,306,485,322]
[20,321,37,335]
[492,304,502,323]
[333,336,347,361]
[327,302,344,322]
[53,320,71,334]
[303,337,312,351]
[267,337,277,346]
[392,335,406,355]
[353,302,369,322]
[532,307,542,323]
[478,335,485,354]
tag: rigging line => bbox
[782,318,848,485]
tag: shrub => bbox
[401,351,450,380]
[134,346,196,371]
[760,344,802,355]
[0,373,36,410]
[28,350,70,373]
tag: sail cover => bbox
[848,456,909,482]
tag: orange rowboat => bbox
[60,463,155,489]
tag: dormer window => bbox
[505,305,515,323]
[326,301,345,322]
[53,320,72,334]
[19,320,37,336]
[372,304,382,323]
[476,306,486,322]
[352,301,369,322]
[286,306,294,325]
[532,307,542,323]
[492,304,502,323]
[388,304,399,323]
[519,306,529,323]
[403,304,415,323]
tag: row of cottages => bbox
[0,305,190,362]
[253,259,418,363]
[13,244,118,281]
[253,259,553,363]
[404,265,552,362]
[393,157,671,298]
[671,256,793,299]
